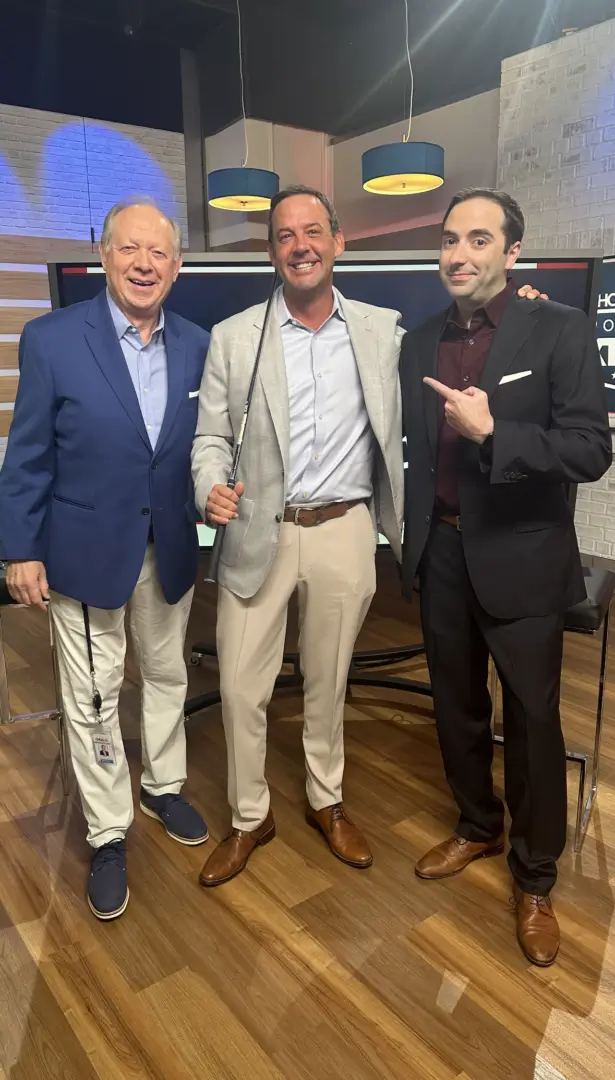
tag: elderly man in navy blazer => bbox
[0,197,210,920]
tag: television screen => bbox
[598,257,615,421]
[49,253,602,547]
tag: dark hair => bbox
[442,187,525,251]
[268,184,340,244]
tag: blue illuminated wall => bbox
[0,104,188,242]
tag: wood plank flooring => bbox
[1,551,614,1080]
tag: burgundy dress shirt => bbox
[435,280,515,514]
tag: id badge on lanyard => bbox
[82,603,116,766]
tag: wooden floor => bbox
[1,552,615,1080]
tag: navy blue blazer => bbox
[0,289,210,608]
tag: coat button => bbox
[430,467,435,475]
[151,462,158,471]
[141,508,151,516]
[275,512,282,523]
[425,515,431,523]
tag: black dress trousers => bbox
[419,520,568,895]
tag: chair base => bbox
[184,642,432,720]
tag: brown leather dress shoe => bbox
[415,833,504,880]
[306,804,373,868]
[512,883,560,966]
[199,809,275,887]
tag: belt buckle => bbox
[294,506,324,527]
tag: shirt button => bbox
[147,425,152,431]
[141,508,150,516]
[468,339,475,346]
[303,492,308,498]
[463,375,470,383]
[318,414,323,420]
[430,467,435,475]
[144,388,149,393]
[275,512,282,523]
[314,455,319,461]
[317,373,322,379]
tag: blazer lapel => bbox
[254,304,290,475]
[419,312,449,460]
[84,290,150,450]
[340,297,384,444]
[479,296,539,399]
[156,313,187,456]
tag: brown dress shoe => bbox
[306,804,373,868]
[512,883,560,966]
[199,809,275,887]
[415,833,504,880]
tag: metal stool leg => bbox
[574,608,610,853]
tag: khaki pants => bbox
[51,545,194,848]
[217,502,377,829]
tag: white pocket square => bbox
[189,390,199,398]
[499,370,532,385]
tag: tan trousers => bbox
[50,545,194,848]
[217,502,377,830]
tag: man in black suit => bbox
[400,187,611,967]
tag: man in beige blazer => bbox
[191,185,404,885]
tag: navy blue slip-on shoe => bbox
[139,788,209,846]
[87,839,129,921]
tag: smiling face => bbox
[268,194,345,300]
[100,204,182,324]
[439,197,521,310]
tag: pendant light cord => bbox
[236,0,249,167]
[403,0,414,142]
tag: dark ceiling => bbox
[0,0,614,137]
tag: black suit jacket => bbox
[400,295,612,619]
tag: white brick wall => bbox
[499,20,615,564]
[0,103,188,243]
[498,20,615,257]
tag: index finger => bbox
[423,377,458,402]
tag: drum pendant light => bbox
[361,0,444,196]
[208,168,279,211]
[207,1,279,211]
[362,139,444,195]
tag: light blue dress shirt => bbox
[106,289,168,450]
[278,287,374,506]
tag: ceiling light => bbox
[362,141,444,195]
[206,0,278,212]
[361,0,444,197]
[208,167,280,211]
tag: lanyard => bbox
[81,603,103,721]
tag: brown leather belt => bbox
[439,513,462,531]
[283,499,364,527]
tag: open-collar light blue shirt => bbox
[107,288,168,450]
